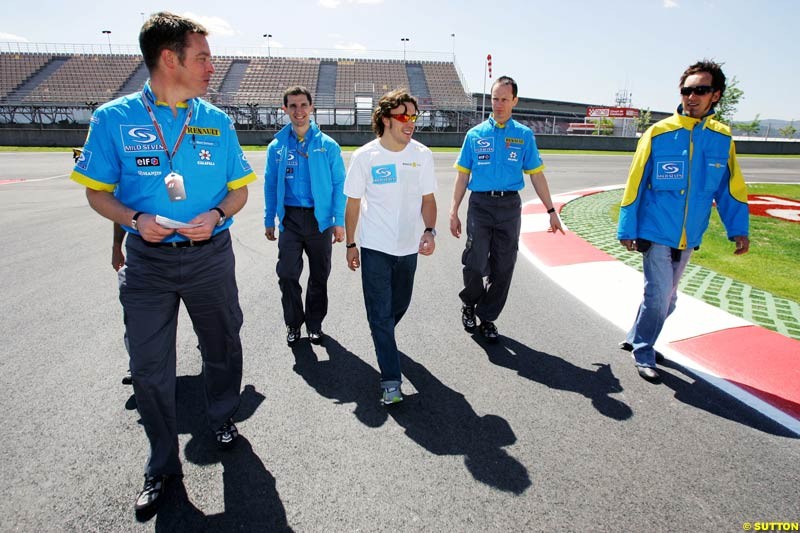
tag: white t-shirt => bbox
[344,138,437,256]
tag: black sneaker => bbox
[461,304,476,332]
[308,329,324,345]
[134,474,167,513]
[479,321,499,343]
[619,341,664,363]
[122,370,132,385]
[286,326,301,346]
[215,419,239,450]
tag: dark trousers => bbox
[277,206,333,331]
[120,230,243,477]
[459,192,522,323]
[360,247,417,386]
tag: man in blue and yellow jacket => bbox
[264,86,346,346]
[617,60,750,382]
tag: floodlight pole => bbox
[451,33,456,61]
[263,34,272,60]
[102,30,112,55]
[401,37,409,62]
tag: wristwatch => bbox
[424,227,437,237]
[131,211,143,230]
[211,207,226,227]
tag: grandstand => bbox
[0,50,475,129]
[0,48,665,136]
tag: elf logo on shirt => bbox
[371,164,397,184]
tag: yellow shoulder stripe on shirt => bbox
[453,163,471,174]
[70,170,116,192]
[228,172,258,190]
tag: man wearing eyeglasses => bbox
[450,75,563,343]
[344,89,437,406]
[264,86,347,347]
[617,59,749,383]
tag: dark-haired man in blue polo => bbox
[71,11,256,515]
[450,75,563,342]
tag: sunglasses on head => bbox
[680,85,715,96]
[389,113,419,123]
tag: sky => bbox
[1,0,798,122]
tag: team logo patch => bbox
[656,161,685,180]
[371,164,397,184]
[121,125,163,152]
[478,154,491,161]
[505,137,524,146]
[136,156,160,167]
[285,167,294,176]
[76,148,92,170]
[474,137,494,153]
[239,153,252,172]
[287,151,298,166]
[186,126,221,136]
[199,149,211,161]
[507,150,519,162]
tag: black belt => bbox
[285,205,315,212]
[135,233,217,248]
[473,190,518,198]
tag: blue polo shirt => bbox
[71,81,257,241]
[455,116,545,191]
[283,129,314,207]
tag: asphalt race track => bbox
[0,151,798,532]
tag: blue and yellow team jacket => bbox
[617,108,749,250]
[264,121,346,232]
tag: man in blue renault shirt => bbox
[617,60,749,383]
[264,86,346,346]
[450,76,563,342]
[70,12,256,516]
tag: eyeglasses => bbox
[680,85,715,96]
[389,113,419,123]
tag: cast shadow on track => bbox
[139,378,292,530]
[656,360,798,438]
[292,336,532,494]
[472,334,633,421]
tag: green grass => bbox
[611,183,800,302]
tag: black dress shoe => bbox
[134,474,168,513]
[637,366,661,383]
[619,341,665,363]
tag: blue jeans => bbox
[626,243,692,368]
[360,247,418,387]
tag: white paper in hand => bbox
[155,215,202,229]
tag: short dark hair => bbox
[371,89,418,137]
[283,86,313,107]
[491,76,518,98]
[139,12,208,71]
[679,60,726,97]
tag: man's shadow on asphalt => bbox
[656,360,798,438]
[471,334,633,421]
[292,337,531,494]
[139,378,292,531]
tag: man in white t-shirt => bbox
[344,89,437,406]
